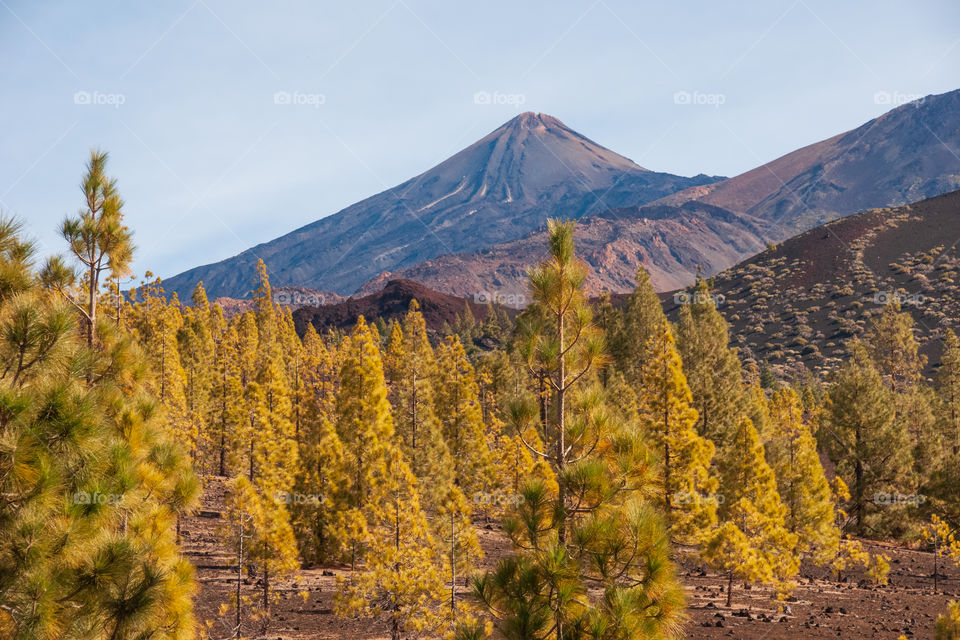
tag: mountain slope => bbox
[163,112,721,299]
[367,89,960,296]
[358,201,773,299]
[669,189,960,377]
[658,88,960,235]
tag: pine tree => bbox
[470,220,686,640]
[609,266,667,387]
[336,448,445,640]
[704,416,799,606]
[824,340,913,535]
[866,303,939,487]
[435,334,494,499]
[826,477,880,583]
[213,322,245,476]
[920,515,960,592]
[335,316,398,568]
[936,600,960,640]
[674,278,746,444]
[637,320,718,546]
[766,388,839,566]
[216,265,300,634]
[178,282,219,473]
[41,149,134,348]
[939,329,960,456]
[386,300,457,510]
[131,278,194,457]
[4,205,197,638]
[291,323,348,563]
[930,330,960,524]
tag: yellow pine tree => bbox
[213,321,245,476]
[704,416,799,606]
[936,601,960,640]
[336,448,445,640]
[385,300,457,511]
[826,477,887,583]
[131,278,195,456]
[382,302,483,616]
[218,264,300,635]
[23,147,197,638]
[920,515,960,592]
[637,320,718,546]
[436,485,484,632]
[232,311,260,478]
[470,220,686,640]
[293,413,350,563]
[178,281,219,473]
[335,316,398,568]
[766,388,839,566]
[434,334,494,498]
[291,323,349,563]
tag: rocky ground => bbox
[183,478,957,640]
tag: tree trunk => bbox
[235,516,244,639]
[87,262,97,348]
[261,558,270,633]
[854,426,864,536]
[663,357,672,523]
[450,509,456,620]
[556,307,567,546]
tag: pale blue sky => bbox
[1,0,958,281]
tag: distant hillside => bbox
[212,286,344,319]
[163,112,720,299]
[669,190,960,377]
[360,200,772,297]
[291,279,509,336]
[657,88,960,235]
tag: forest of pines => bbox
[2,152,960,639]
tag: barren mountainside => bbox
[358,201,773,299]
[657,88,960,234]
[162,113,721,299]
[672,189,960,377]
[368,89,960,297]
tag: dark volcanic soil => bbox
[183,478,956,640]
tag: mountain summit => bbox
[366,89,960,298]
[162,113,721,298]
